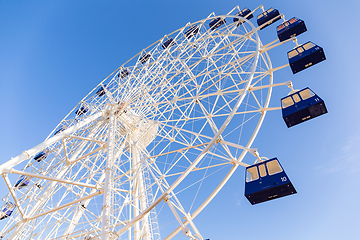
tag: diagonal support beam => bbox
[5,169,99,189]
[26,190,103,221]
[0,112,103,175]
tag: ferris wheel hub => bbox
[117,111,158,150]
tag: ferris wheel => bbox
[0,5,327,240]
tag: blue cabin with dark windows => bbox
[162,38,174,49]
[288,41,326,74]
[54,125,67,135]
[96,85,107,97]
[118,69,130,78]
[185,25,199,39]
[139,53,151,64]
[14,175,31,189]
[209,17,226,30]
[0,202,15,220]
[75,106,88,116]
[277,17,307,42]
[245,158,296,205]
[281,87,327,128]
[233,8,253,25]
[257,8,281,29]
[34,150,49,162]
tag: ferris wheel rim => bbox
[163,18,275,240]
[49,13,263,138]
[113,14,268,237]
[0,10,279,240]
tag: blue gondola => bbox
[281,87,327,128]
[288,41,326,74]
[75,106,88,116]
[34,149,49,162]
[0,202,15,220]
[233,8,253,25]
[184,25,199,39]
[209,17,226,30]
[257,8,281,30]
[162,38,174,49]
[118,68,130,78]
[277,17,307,42]
[96,84,107,97]
[245,158,296,205]
[139,53,151,64]
[14,175,30,189]
[54,125,67,135]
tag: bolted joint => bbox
[163,194,170,202]
[182,226,191,236]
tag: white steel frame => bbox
[0,5,297,240]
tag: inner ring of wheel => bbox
[114,15,268,237]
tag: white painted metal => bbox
[0,5,293,240]
[101,108,115,240]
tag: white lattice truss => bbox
[0,5,296,240]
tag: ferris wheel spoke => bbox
[170,56,198,87]
[148,86,252,116]
[142,157,207,239]
[198,55,255,96]
[164,161,231,179]
[196,100,232,156]
[162,42,252,96]
[148,87,245,123]
[165,197,202,240]
[164,165,237,240]
[152,133,208,159]
[163,155,226,240]
[195,56,250,95]
[147,141,233,180]
[156,122,212,146]
[130,58,253,115]
[0,6,295,239]
[249,90,263,109]
[249,72,270,88]
[211,94,240,116]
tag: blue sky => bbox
[0,0,359,239]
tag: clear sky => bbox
[0,0,359,239]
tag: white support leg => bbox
[132,143,152,240]
[101,110,115,240]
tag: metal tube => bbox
[101,110,115,240]
[0,112,102,175]
[5,169,98,189]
